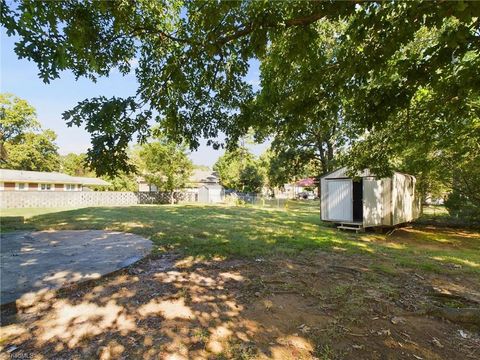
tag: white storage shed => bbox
[320,167,419,230]
[198,184,224,204]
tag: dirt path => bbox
[1,251,479,359]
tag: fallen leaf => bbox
[298,324,311,334]
[432,338,443,348]
[263,299,273,310]
[377,329,391,336]
[391,316,406,325]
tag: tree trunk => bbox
[170,191,175,205]
[326,139,334,172]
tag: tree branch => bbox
[215,11,325,46]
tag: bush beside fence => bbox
[0,191,197,209]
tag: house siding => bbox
[0,182,69,191]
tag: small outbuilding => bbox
[320,167,420,231]
[198,184,224,204]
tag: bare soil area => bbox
[1,251,479,360]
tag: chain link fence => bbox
[225,192,320,211]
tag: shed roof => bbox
[200,183,223,190]
[0,169,110,186]
[320,167,415,180]
[321,167,374,179]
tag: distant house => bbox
[0,169,110,191]
[273,177,318,199]
[137,169,224,203]
[137,177,156,192]
[188,169,221,187]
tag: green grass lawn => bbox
[1,201,479,275]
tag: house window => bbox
[65,184,76,191]
[40,183,52,191]
[16,183,28,190]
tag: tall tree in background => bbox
[137,138,193,204]
[60,153,91,176]
[0,93,39,142]
[214,147,264,193]
[344,24,480,214]
[60,152,138,191]
[248,20,348,194]
[101,172,138,192]
[0,93,60,171]
[4,131,60,172]
[260,148,318,197]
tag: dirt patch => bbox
[1,251,479,360]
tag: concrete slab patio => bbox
[0,230,152,305]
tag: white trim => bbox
[15,182,28,191]
[0,182,3,191]
[65,183,77,191]
[38,183,54,191]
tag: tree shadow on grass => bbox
[9,205,479,275]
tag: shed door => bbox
[363,178,383,227]
[326,180,352,222]
[198,187,209,203]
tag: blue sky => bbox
[1,30,267,167]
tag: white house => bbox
[320,167,420,231]
[0,169,109,191]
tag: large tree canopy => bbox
[251,19,348,184]
[0,93,39,142]
[136,137,193,203]
[1,1,479,176]
[0,93,60,171]
[214,146,264,193]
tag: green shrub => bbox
[445,189,480,224]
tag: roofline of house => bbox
[0,169,110,186]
